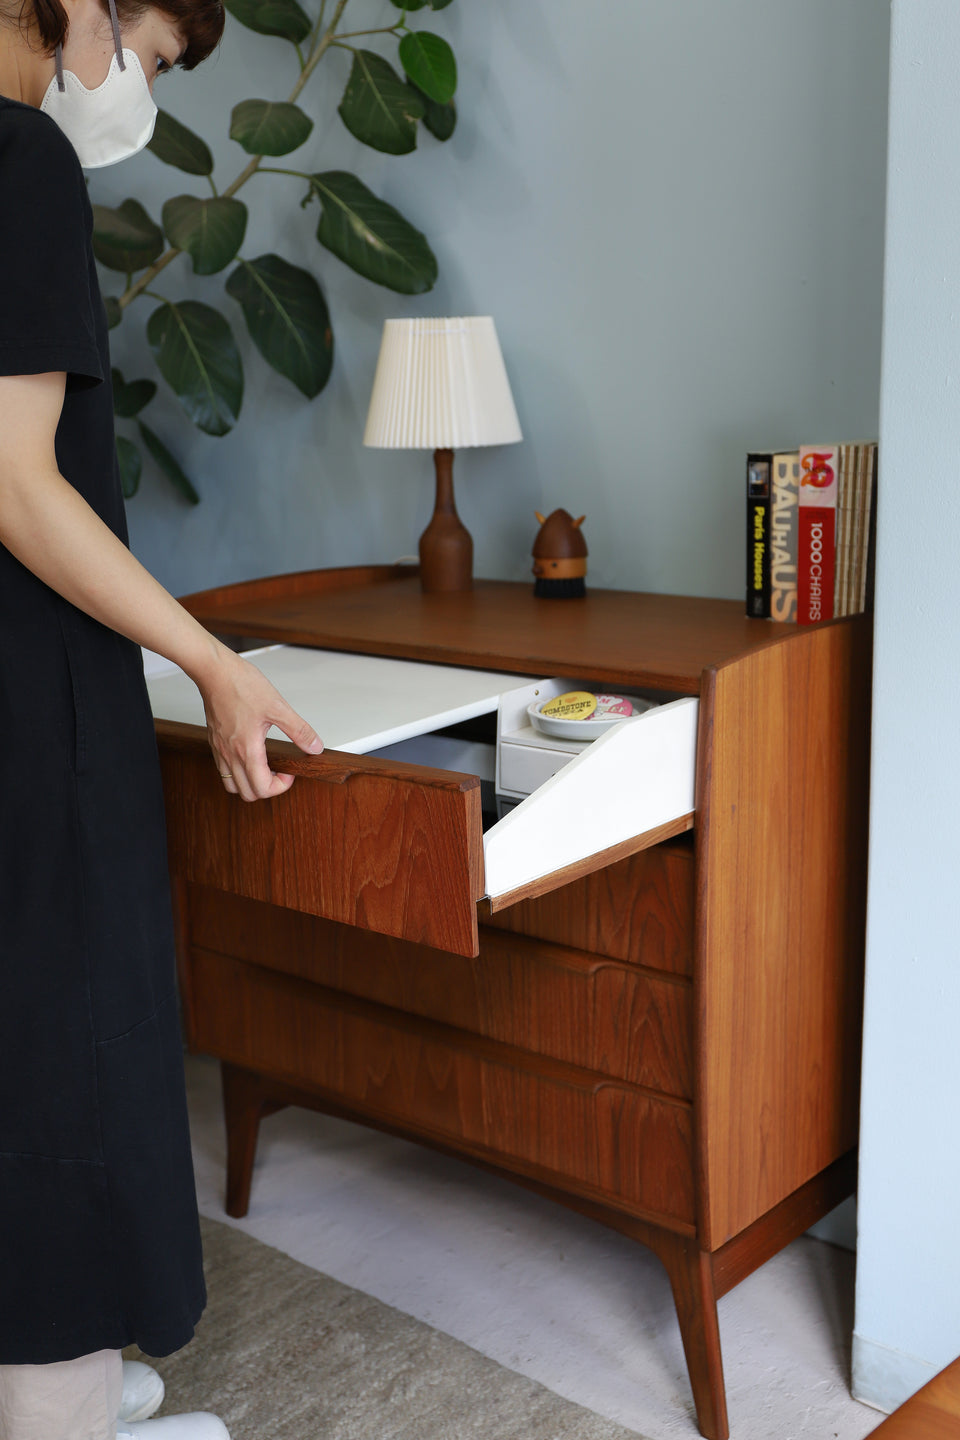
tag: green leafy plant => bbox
[100,0,459,501]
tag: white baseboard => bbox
[852,1332,939,1414]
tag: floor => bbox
[186,1054,882,1440]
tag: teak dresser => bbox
[151,565,871,1440]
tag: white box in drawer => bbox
[498,726,589,798]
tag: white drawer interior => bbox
[371,675,699,905]
[483,695,698,903]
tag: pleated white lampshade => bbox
[364,316,522,450]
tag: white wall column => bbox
[854,0,960,1413]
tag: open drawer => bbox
[147,646,697,958]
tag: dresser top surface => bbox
[182,570,799,693]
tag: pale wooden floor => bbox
[867,1357,960,1439]
[185,1053,882,1440]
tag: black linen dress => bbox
[0,97,205,1363]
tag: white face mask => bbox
[40,0,158,169]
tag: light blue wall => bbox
[852,0,960,1413]
[96,0,889,601]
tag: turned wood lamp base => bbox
[419,448,473,593]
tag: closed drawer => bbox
[153,650,698,958]
[190,948,696,1228]
[484,839,696,977]
[185,885,693,1096]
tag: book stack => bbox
[745,441,877,624]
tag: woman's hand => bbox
[196,646,324,801]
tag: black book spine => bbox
[746,453,772,618]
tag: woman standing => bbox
[0,2,324,1436]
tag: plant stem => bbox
[336,26,401,39]
[117,0,351,312]
[259,166,313,180]
[287,0,350,103]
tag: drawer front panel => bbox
[186,887,692,1097]
[190,950,696,1227]
[484,841,695,976]
[158,727,483,956]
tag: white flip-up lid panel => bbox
[143,644,523,755]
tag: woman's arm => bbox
[0,370,323,800]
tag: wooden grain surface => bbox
[709,1151,856,1298]
[186,884,693,1097]
[191,947,697,1227]
[867,1357,960,1439]
[694,615,871,1248]
[157,720,484,957]
[179,566,795,694]
[483,839,696,975]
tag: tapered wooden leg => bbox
[656,1234,729,1440]
[221,1062,284,1218]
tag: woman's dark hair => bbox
[19,0,224,69]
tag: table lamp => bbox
[363,316,523,593]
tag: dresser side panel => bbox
[695,618,870,1249]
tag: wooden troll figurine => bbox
[532,509,588,598]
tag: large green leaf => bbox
[103,297,123,329]
[92,200,164,273]
[226,254,333,398]
[147,300,244,436]
[398,31,456,104]
[138,421,200,504]
[407,79,456,140]
[115,435,142,498]
[224,0,310,43]
[230,99,313,156]
[308,171,437,294]
[111,367,157,418]
[162,196,248,275]
[148,109,214,175]
[337,50,423,155]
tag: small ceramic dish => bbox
[527,695,656,741]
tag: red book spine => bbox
[796,446,838,625]
[797,507,835,624]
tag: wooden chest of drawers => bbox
[153,566,871,1440]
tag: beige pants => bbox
[0,1350,122,1440]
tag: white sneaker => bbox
[119,1361,165,1423]
[117,1416,230,1440]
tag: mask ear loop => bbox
[106,0,126,72]
[53,0,125,89]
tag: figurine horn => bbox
[573,515,586,527]
[534,511,546,524]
